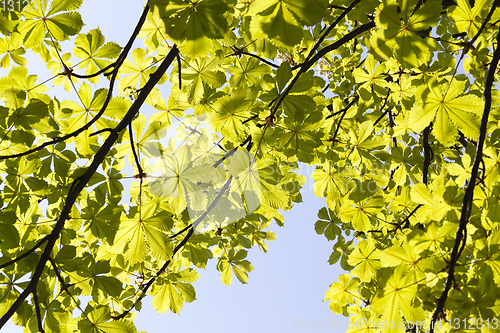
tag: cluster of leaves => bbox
[0,0,500,332]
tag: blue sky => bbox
[1,1,349,332]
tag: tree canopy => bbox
[1,0,500,332]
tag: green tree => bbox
[1,0,500,332]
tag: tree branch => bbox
[295,0,363,71]
[429,26,500,333]
[113,176,233,320]
[373,89,392,126]
[0,44,179,329]
[0,235,50,269]
[128,122,144,177]
[0,3,152,161]
[422,125,432,185]
[330,95,359,146]
[326,95,359,120]
[177,53,182,89]
[470,0,500,45]
[33,289,44,333]
[240,51,279,69]
[70,62,116,79]
[270,21,373,121]
[301,21,375,71]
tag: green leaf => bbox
[409,78,482,146]
[276,61,292,92]
[347,240,381,282]
[324,274,360,307]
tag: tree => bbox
[0,0,500,331]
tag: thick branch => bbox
[33,290,44,333]
[0,44,179,329]
[429,26,500,332]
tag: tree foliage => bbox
[1,0,500,332]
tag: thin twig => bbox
[240,51,279,68]
[113,176,233,320]
[128,122,144,177]
[331,96,359,145]
[373,89,392,125]
[0,235,50,269]
[71,62,116,79]
[0,4,152,161]
[33,289,44,333]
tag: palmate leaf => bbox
[81,200,121,244]
[77,306,136,333]
[151,274,197,314]
[408,77,483,146]
[211,89,252,141]
[152,282,183,314]
[217,250,254,285]
[0,67,49,104]
[448,0,496,37]
[150,0,231,57]
[346,239,381,282]
[3,99,58,138]
[179,56,226,105]
[118,47,164,105]
[0,36,26,68]
[339,193,385,234]
[248,0,328,49]
[311,160,357,209]
[0,272,24,320]
[19,0,84,49]
[324,274,360,307]
[3,155,48,208]
[370,0,441,68]
[279,109,323,164]
[151,96,184,127]
[60,84,111,156]
[150,144,221,214]
[370,266,426,325]
[73,28,121,84]
[315,207,342,241]
[225,153,288,211]
[353,54,388,97]
[227,56,271,88]
[138,11,167,52]
[100,202,174,264]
